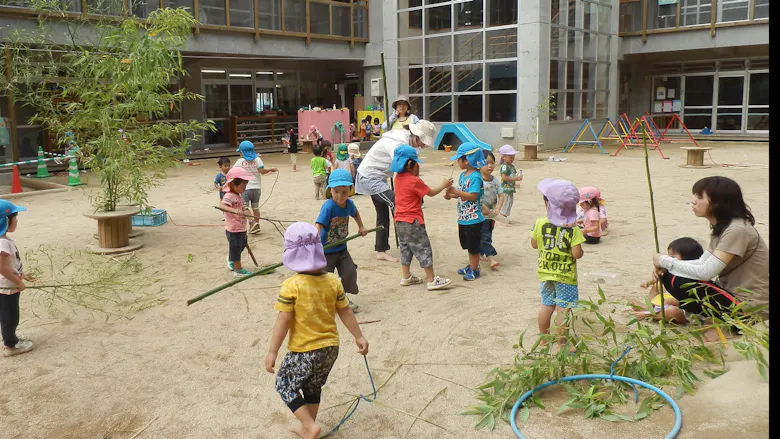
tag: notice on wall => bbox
[662,100,673,113]
[672,100,682,112]
[656,87,666,100]
[658,0,679,5]
[667,89,676,99]
[653,101,663,113]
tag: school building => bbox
[0,0,769,165]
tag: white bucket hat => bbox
[408,119,436,149]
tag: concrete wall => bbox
[362,1,385,107]
[620,22,769,55]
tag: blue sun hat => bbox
[389,144,423,173]
[325,169,356,199]
[0,199,26,236]
[450,142,487,169]
[237,140,258,161]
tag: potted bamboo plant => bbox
[519,94,557,161]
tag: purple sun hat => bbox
[537,178,580,227]
[282,222,327,273]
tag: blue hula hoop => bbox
[509,374,682,439]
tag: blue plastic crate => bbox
[131,208,167,227]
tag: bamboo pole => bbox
[380,52,400,249]
[641,124,666,325]
[4,48,19,163]
[186,226,383,305]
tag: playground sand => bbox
[2,142,768,438]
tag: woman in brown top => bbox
[651,176,769,329]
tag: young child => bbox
[282,126,299,172]
[333,143,354,175]
[530,179,586,350]
[310,145,331,200]
[479,150,504,270]
[577,186,608,243]
[359,117,369,141]
[632,237,740,340]
[214,157,230,201]
[308,125,323,146]
[391,145,453,290]
[220,167,255,277]
[498,145,523,219]
[347,143,362,181]
[445,142,487,281]
[0,200,34,357]
[321,141,334,184]
[315,169,367,311]
[372,117,381,139]
[349,122,357,142]
[265,222,369,439]
[233,140,278,234]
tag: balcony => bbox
[0,0,369,45]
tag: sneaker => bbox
[2,340,33,357]
[227,256,234,271]
[399,274,425,287]
[248,223,261,234]
[348,297,360,313]
[233,268,252,277]
[462,267,480,281]
[427,276,452,291]
[457,265,471,275]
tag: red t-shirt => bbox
[394,172,430,224]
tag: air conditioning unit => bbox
[370,78,382,97]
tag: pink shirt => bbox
[221,192,247,233]
[583,207,602,237]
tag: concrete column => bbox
[382,1,399,105]
[517,0,547,145]
[608,1,620,120]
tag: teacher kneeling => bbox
[355,120,436,262]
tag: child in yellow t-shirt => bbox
[265,222,369,439]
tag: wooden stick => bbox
[358,319,381,325]
[344,396,451,433]
[421,371,476,393]
[244,241,259,267]
[129,416,158,439]
[402,387,447,439]
[641,125,667,325]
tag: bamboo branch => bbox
[641,125,666,326]
[403,387,448,439]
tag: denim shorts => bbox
[242,189,261,208]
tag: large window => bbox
[681,0,712,26]
[719,0,749,22]
[397,0,518,123]
[550,0,612,121]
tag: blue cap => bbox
[327,169,354,188]
[389,144,423,173]
[0,199,26,236]
[236,140,258,161]
[450,142,487,169]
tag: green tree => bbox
[4,1,213,211]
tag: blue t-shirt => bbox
[457,170,484,225]
[315,199,358,254]
[215,172,227,199]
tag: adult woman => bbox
[381,95,420,131]
[355,120,436,262]
[652,176,769,325]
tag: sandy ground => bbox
[2,141,769,439]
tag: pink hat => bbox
[282,222,327,273]
[537,178,580,226]
[579,186,605,204]
[498,144,518,156]
[222,166,255,192]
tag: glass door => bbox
[256,87,275,113]
[746,72,769,132]
[682,74,714,130]
[715,74,745,131]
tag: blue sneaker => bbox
[463,266,480,281]
[226,256,234,271]
[233,268,252,277]
[457,265,471,275]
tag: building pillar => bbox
[517,0,547,145]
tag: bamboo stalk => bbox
[380,52,399,249]
[641,125,666,325]
[186,226,383,305]
[402,387,447,439]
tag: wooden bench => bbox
[680,146,712,169]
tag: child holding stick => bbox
[479,150,503,269]
[445,143,487,281]
[391,145,453,290]
[0,200,34,357]
[266,222,369,439]
[530,179,585,350]
[315,169,367,311]
[220,167,255,277]
[233,140,278,235]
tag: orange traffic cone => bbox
[11,165,23,194]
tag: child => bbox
[479,150,504,269]
[321,141,334,184]
[214,156,230,201]
[498,145,523,219]
[282,126,299,172]
[359,117,369,141]
[372,117,381,139]
[382,95,420,130]
[577,186,608,242]
[308,125,323,146]
[233,140,279,234]
[632,237,740,340]
[530,179,586,350]
[265,222,369,439]
[310,145,331,200]
[349,122,357,142]
[347,143,362,181]
[391,145,453,290]
[220,167,255,277]
[445,142,487,281]
[333,143,353,175]
[0,200,34,357]
[315,169,367,311]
